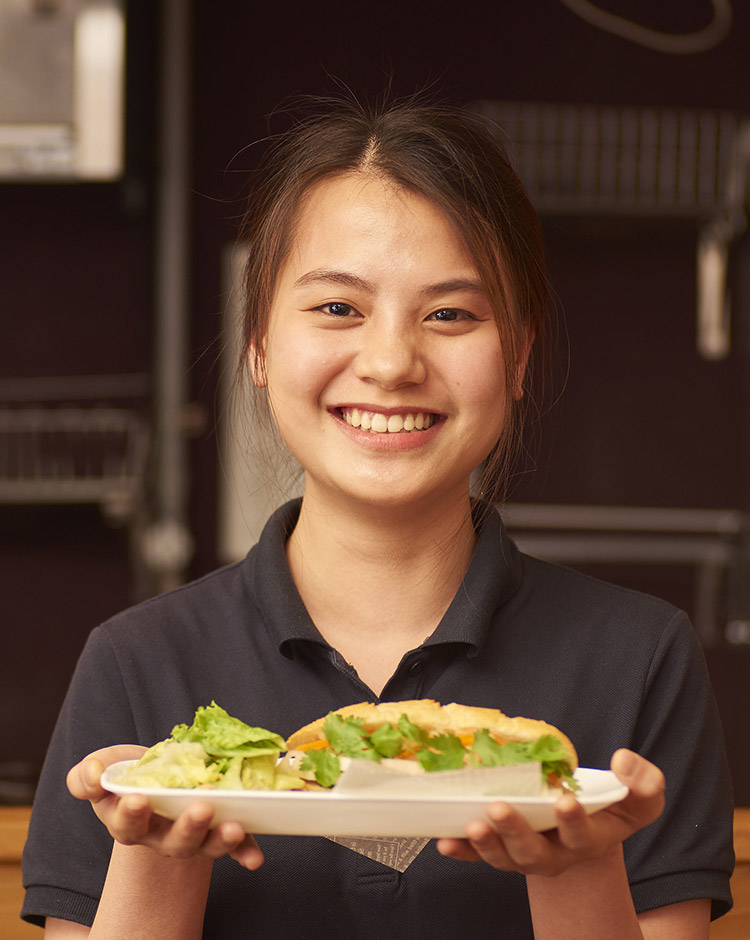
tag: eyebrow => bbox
[293,270,374,292]
[293,269,486,298]
[419,278,486,299]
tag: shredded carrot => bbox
[296,739,330,751]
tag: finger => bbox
[228,834,266,870]
[465,830,517,871]
[553,792,593,852]
[107,794,156,844]
[435,836,483,863]
[157,802,220,858]
[481,803,547,870]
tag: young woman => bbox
[22,97,733,939]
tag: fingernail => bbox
[189,805,213,826]
[616,750,638,777]
[124,795,149,815]
[557,794,579,816]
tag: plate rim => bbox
[101,762,628,807]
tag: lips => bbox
[338,408,438,434]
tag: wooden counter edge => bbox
[0,807,31,863]
[732,808,750,863]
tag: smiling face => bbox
[257,171,521,515]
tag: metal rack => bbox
[472,100,746,218]
[465,101,750,646]
[502,503,748,647]
[0,374,152,595]
[471,100,750,360]
[0,406,148,521]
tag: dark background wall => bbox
[2,0,749,800]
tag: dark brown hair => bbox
[237,94,552,508]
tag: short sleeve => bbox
[623,610,735,919]
[21,627,139,927]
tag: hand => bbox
[436,749,665,877]
[66,745,265,870]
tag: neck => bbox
[285,488,478,695]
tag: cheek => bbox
[452,349,510,453]
[265,334,341,414]
[451,346,508,409]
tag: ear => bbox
[513,327,534,401]
[248,340,267,388]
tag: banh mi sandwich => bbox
[284,699,579,790]
[116,700,578,793]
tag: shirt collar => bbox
[422,502,522,655]
[242,499,522,658]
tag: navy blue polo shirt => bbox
[22,501,734,936]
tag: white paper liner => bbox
[332,758,549,797]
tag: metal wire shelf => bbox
[0,406,149,521]
[472,100,748,218]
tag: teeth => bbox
[341,409,435,433]
[387,415,404,432]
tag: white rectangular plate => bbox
[101,763,628,837]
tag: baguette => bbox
[287,699,578,785]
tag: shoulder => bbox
[498,551,708,724]
[481,508,684,639]
[514,550,687,640]
[96,558,251,642]
[93,500,299,647]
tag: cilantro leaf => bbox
[369,722,405,758]
[471,731,578,788]
[300,748,341,788]
[416,733,467,772]
[472,730,530,767]
[323,714,380,761]
[397,714,430,751]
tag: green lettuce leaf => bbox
[171,701,286,758]
[119,703,305,791]
[119,740,222,789]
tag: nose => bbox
[353,318,427,389]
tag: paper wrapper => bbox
[326,759,549,871]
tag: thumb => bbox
[67,745,147,804]
[67,757,106,802]
[610,748,665,825]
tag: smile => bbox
[339,408,438,434]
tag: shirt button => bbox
[408,660,424,676]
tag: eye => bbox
[427,308,475,322]
[318,302,354,317]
